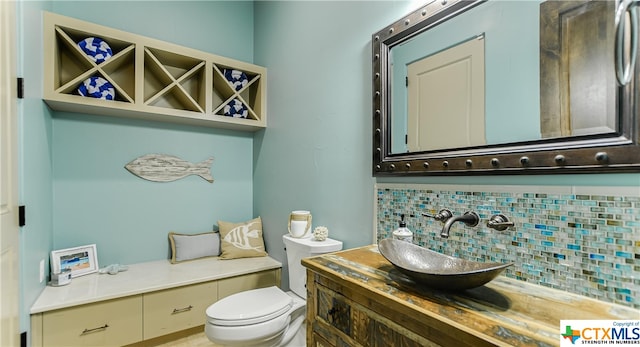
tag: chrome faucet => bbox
[440,211,479,238]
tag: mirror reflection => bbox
[389,0,618,155]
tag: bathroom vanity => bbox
[303,245,639,347]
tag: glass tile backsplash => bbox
[376,185,639,308]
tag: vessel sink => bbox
[378,238,513,290]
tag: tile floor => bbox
[154,331,217,347]
[154,328,307,347]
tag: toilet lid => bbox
[206,286,293,326]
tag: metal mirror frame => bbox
[372,0,639,176]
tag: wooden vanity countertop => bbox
[302,245,639,347]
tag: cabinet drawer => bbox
[218,269,279,300]
[143,281,217,339]
[42,296,142,347]
[312,331,336,347]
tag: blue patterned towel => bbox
[223,98,248,118]
[78,76,115,100]
[223,69,248,91]
[78,37,113,64]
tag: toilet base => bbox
[206,291,306,347]
[286,319,306,347]
[205,318,306,347]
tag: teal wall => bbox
[50,1,254,62]
[51,114,254,264]
[252,1,421,291]
[18,0,256,341]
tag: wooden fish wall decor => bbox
[125,154,214,183]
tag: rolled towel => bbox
[223,98,248,118]
[78,37,113,64]
[223,69,248,91]
[78,76,115,100]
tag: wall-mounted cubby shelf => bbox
[43,12,266,131]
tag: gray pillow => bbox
[168,231,220,264]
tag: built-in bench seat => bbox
[30,256,282,347]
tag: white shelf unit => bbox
[43,11,266,131]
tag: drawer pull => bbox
[172,305,193,314]
[81,324,109,334]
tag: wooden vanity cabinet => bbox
[306,271,445,347]
[303,246,640,347]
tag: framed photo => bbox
[50,244,99,278]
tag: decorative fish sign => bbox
[125,154,214,183]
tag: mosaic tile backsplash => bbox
[376,186,640,309]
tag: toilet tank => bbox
[283,234,343,298]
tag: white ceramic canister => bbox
[288,210,312,238]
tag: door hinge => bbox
[405,134,408,144]
[17,77,24,99]
[19,205,25,227]
[405,76,408,87]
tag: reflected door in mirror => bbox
[407,36,485,152]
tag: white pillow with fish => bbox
[219,217,267,259]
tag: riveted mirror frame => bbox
[372,0,639,176]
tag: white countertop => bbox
[31,256,282,314]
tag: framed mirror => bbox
[372,0,639,176]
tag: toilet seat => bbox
[206,286,293,326]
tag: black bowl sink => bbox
[378,238,513,290]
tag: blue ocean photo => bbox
[60,251,90,271]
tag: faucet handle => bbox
[422,209,453,222]
[487,214,514,231]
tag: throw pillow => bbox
[218,217,267,259]
[168,231,220,264]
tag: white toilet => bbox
[205,234,343,347]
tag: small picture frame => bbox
[50,244,99,278]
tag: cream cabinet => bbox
[43,11,266,131]
[218,268,281,300]
[142,270,281,340]
[31,268,281,347]
[143,281,217,340]
[39,296,142,347]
